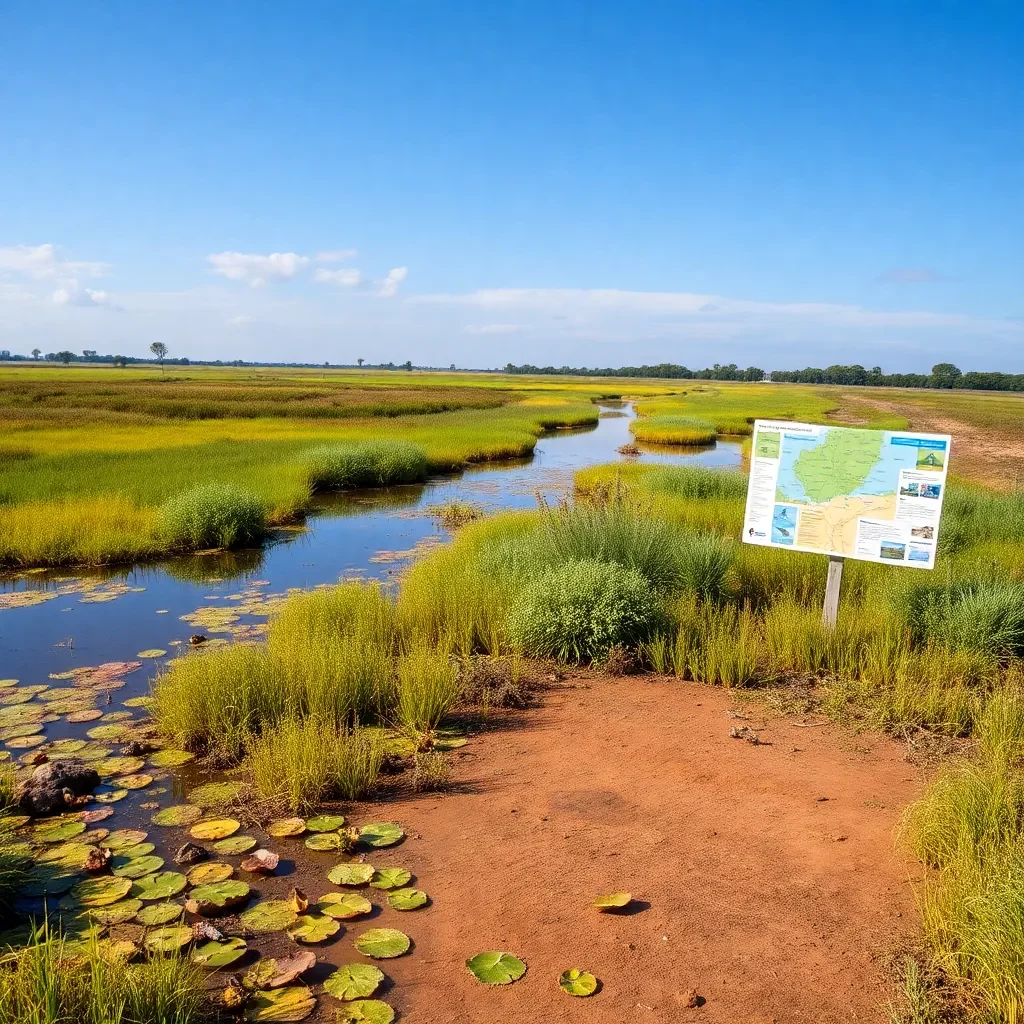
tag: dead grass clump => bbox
[457,656,532,709]
[412,751,452,793]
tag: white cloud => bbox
[206,251,310,287]
[52,280,115,307]
[226,314,254,327]
[315,249,358,263]
[463,323,523,335]
[0,243,109,280]
[314,267,364,288]
[376,266,407,298]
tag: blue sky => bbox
[1,0,1021,370]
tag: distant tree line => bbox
[504,360,1024,392]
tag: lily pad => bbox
[0,723,44,740]
[286,913,340,944]
[354,928,410,959]
[369,868,411,891]
[304,833,341,852]
[94,754,145,775]
[35,841,94,869]
[316,892,372,920]
[244,986,316,1022]
[387,887,427,911]
[131,871,188,900]
[187,862,234,886]
[137,649,167,659]
[192,936,248,968]
[105,829,148,851]
[144,925,193,953]
[94,789,128,804]
[66,710,103,723]
[243,951,316,991]
[433,736,468,750]
[214,835,258,855]
[593,891,632,910]
[186,879,251,915]
[88,730,140,747]
[34,819,86,843]
[60,876,133,909]
[323,963,384,1001]
[266,816,306,838]
[357,823,403,849]
[88,898,144,925]
[190,818,240,841]
[118,841,155,858]
[189,781,243,807]
[559,968,598,996]
[240,899,298,933]
[327,863,374,887]
[152,804,203,826]
[336,1001,394,1024]
[466,951,527,985]
[112,854,165,879]
[4,735,45,749]
[113,772,153,790]
[136,901,184,926]
[149,749,195,768]
[305,814,345,832]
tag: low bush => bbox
[245,718,386,810]
[302,440,429,490]
[157,482,267,550]
[508,558,662,663]
[413,751,451,792]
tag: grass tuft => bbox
[158,482,267,550]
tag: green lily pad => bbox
[118,841,155,858]
[244,986,316,1022]
[559,968,598,996]
[104,829,148,851]
[266,816,306,838]
[187,879,251,915]
[323,963,384,1001]
[123,696,154,708]
[190,818,240,841]
[113,772,153,790]
[95,755,145,775]
[0,723,44,740]
[137,649,167,659]
[317,892,372,920]
[34,819,86,843]
[87,898,144,925]
[286,913,340,944]
[94,789,128,804]
[327,863,374,887]
[144,925,192,953]
[240,899,298,933]
[21,865,80,897]
[304,832,341,852]
[49,738,87,754]
[131,871,188,900]
[358,823,403,849]
[433,737,468,750]
[34,841,94,869]
[593,891,632,910]
[60,876,133,909]
[192,936,247,968]
[187,861,234,885]
[336,1001,394,1024]
[305,814,345,832]
[136,901,184,926]
[4,735,45,749]
[387,887,427,911]
[88,729,139,746]
[242,952,317,991]
[112,854,165,879]
[149,749,195,768]
[188,781,243,807]
[152,804,203,826]
[213,835,258,855]
[100,711,134,723]
[466,951,527,985]
[369,868,410,891]
[354,928,410,959]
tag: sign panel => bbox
[742,420,951,569]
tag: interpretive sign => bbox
[742,420,951,570]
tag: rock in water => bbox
[174,842,208,865]
[19,759,99,816]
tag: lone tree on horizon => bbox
[150,341,168,373]
[31,348,40,360]
[357,357,364,367]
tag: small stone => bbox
[174,842,207,865]
[189,634,208,646]
[680,988,700,1008]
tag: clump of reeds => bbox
[158,482,267,550]
[301,440,429,490]
[629,415,718,445]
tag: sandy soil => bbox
[302,675,923,1024]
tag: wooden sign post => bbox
[822,555,844,627]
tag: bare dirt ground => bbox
[309,675,924,1024]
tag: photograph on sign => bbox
[742,420,951,569]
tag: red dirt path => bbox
[325,674,924,1023]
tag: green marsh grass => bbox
[395,646,461,734]
[0,924,212,1024]
[301,439,429,489]
[629,414,718,445]
[157,482,267,550]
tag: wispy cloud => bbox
[206,251,310,287]
[314,268,364,288]
[376,266,407,298]
[52,281,116,308]
[877,267,947,284]
[315,249,358,263]
[463,323,523,335]
[0,243,109,280]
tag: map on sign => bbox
[742,420,951,568]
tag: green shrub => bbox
[157,482,266,550]
[508,558,662,663]
[302,440,429,490]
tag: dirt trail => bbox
[327,676,922,1023]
